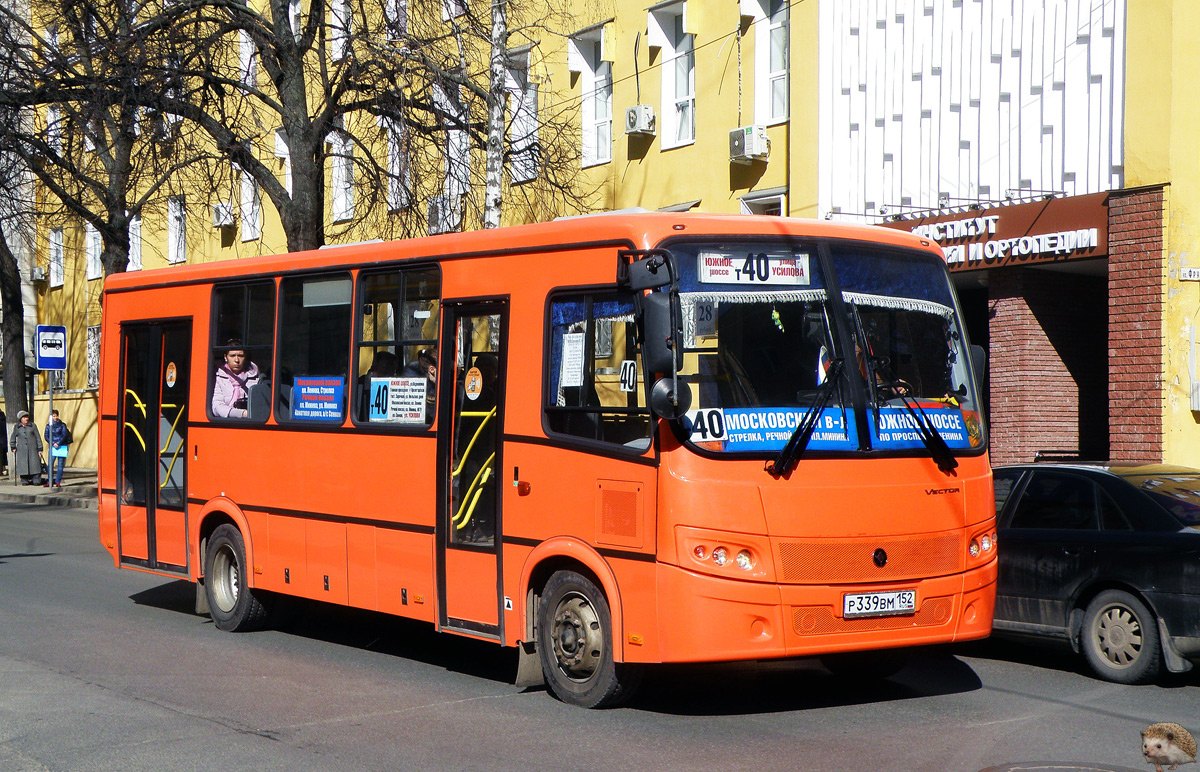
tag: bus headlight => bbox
[736,550,754,571]
[712,547,729,567]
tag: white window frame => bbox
[442,0,464,21]
[127,213,142,271]
[331,0,349,62]
[434,82,469,198]
[48,228,64,288]
[239,29,257,87]
[167,196,186,264]
[239,162,261,241]
[740,188,786,216]
[506,56,539,184]
[649,2,694,149]
[569,28,612,167]
[274,129,292,195]
[330,130,354,223]
[746,0,788,125]
[46,104,62,153]
[382,117,410,211]
[289,0,302,42]
[85,222,102,280]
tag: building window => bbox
[650,3,693,148]
[383,118,410,211]
[127,214,142,271]
[239,29,257,86]
[569,30,612,167]
[167,196,186,264]
[275,129,292,195]
[330,130,354,223]
[240,163,261,241]
[46,104,62,153]
[289,0,302,42]
[87,326,101,389]
[442,0,464,21]
[330,0,349,62]
[278,274,353,423]
[753,0,788,124]
[434,82,469,199]
[385,0,407,38]
[740,190,785,216]
[506,56,539,184]
[49,228,64,288]
[86,222,102,280]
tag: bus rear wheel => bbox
[537,570,642,708]
[204,524,270,632]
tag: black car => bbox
[992,463,1200,684]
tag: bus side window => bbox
[355,267,441,427]
[278,273,353,424]
[210,281,275,422]
[545,290,651,450]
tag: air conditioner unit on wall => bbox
[729,125,770,164]
[625,105,656,136]
[30,266,46,282]
[212,203,236,228]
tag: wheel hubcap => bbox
[212,545,240,613]
[1096,604,1142,668]
[551,592,603,682]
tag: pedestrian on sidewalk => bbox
[10,411,43,486]
[44,410,72,490]
[0,408,8,478]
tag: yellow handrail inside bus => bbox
[450,407,496,479]
[157,404,186,491]
[453,452,494,527]
[123,424,146,451]
[125,389,147,418]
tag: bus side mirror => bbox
[650,377,691,419]
[970,344,987,386]
[643,291,683,374]
[626,254,672,290]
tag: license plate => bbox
[842,590,916,618]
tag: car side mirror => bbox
[970,344,987,386]
[642,291,683,374]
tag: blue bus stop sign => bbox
[35,325,67,370]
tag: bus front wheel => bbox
[204,524,271,632]
[536,570,642,708]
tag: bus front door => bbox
[117,322,191,575]
[437,303,506,638]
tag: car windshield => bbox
[1119,472,1200,527]
[668,239,985,455]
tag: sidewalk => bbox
[0,467,98,510]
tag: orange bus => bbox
[98,212,996,707]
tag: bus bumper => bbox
[649,558,996,663]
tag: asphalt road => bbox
[0,500,1195,772]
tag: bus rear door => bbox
[437,302,506,638]
[117,321,191,574]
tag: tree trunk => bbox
[0,222,28,436]
[483,0,507,229]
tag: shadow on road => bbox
[958,636,1200,689]
[131,579,989,714]
[0,551,54,564]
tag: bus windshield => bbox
[672,239,985,455]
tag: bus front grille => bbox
[776,533,962,583]
[791,596,954,636]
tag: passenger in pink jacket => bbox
[212,340,263,419]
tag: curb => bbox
[0,489,98,510]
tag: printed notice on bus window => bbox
[698,251,810,286]
[561,332,585,388]
[293,376,345,421]
[368,377,426,423]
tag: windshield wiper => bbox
[766,359,844,477]
[896,393,959,475]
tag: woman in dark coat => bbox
[10,411,42,485]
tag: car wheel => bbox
[536,570,642,708]
[1081,590,1161,685]
[205,524,271,632]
